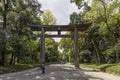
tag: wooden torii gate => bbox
[29,23,91,68]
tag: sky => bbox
[38,0,81,25]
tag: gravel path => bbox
[0,64,120,80]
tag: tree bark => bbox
[9,53,14,65]
[91,38,101,64]
[1,0,9,66]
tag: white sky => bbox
[38,0,80,25]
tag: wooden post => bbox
[40,28,45,65]
[74,27,79,68]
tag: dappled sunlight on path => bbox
[0,64,119,80]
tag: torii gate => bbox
[29,23,91,68]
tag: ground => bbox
[0,64,120,80]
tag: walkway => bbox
[0,64,120,80]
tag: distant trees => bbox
[45,38,59,63]
[59,37,73,62]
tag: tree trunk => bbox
[1,0,8,66]
[9,53,14,65]
[115,42,120,63]
[91,38,101,64]
[1,50,6,65]
[17,53,20,64]
[106,22,119,63]
[116,52,119,63]
[13,57,16,65]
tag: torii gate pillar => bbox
[74,27,79,68]
[40,28,45,65]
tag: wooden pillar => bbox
[40,28,45,65]
[74,27,79,68]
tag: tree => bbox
[41,10,56,25]
[70,12,87,24]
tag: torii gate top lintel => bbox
[29,23,91,31]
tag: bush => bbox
[14,64,33,70]
[102,46,116,63]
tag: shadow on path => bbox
[0,64,104,80]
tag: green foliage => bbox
[81,63,120,75]
[0,29,6,51]
[59,37,73,62]
[70,0,83,8]
[45,38,59,63]
[0,0,42,66]
[70,0,90,9]
[115,40,120,54]
[41,10,56,25]
[80,50,92,63]
[84,0,120,63]
[70,12,86,24]
[102,46,116,63]
[60,0,120,64]
[0,63,39,74]
[106,64,120,75]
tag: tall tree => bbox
[41,10,56,25]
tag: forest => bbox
[0,0,120,74]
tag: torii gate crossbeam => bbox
[29,23,91,68]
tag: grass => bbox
[106,64,120,75]
[80,63,120,75]
[0,63,39,74]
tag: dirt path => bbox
[0,64,120,80]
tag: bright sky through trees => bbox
[38,0,92,42]
[39,0,81,42]
[39,0,80,25]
